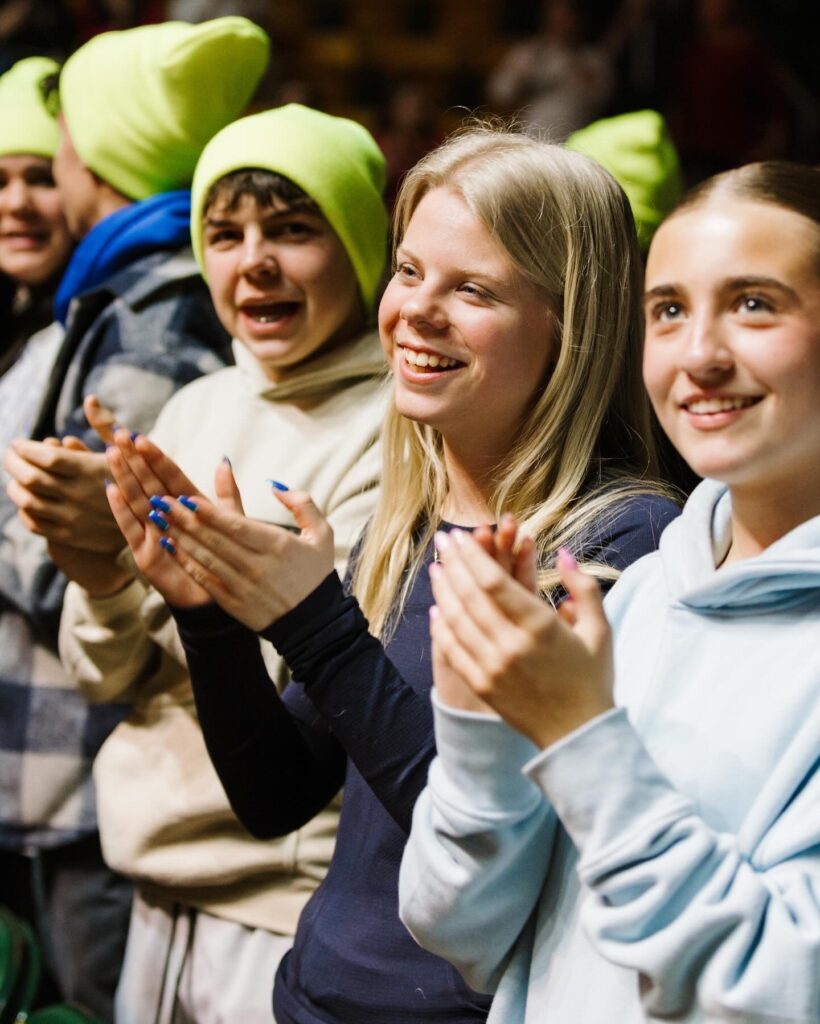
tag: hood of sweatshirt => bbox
[660,479,820,614]
[232,328,387,403]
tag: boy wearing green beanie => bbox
[1,18,269,1019]
[56,104,389,1023]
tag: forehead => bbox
[0,154,52,175]
[646,199,820,291]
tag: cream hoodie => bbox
[60,330,388,934]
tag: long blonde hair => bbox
[354,126,669,637]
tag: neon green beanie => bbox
[566,110,682,250]
[191,104,388,312]
[0,57,60,159]
[59,17,270,200]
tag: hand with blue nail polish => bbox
[159,474,335,631]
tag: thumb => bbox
[513,535,539,593]
[269,483,330,543]
[61,435,90,452]
[84,394,118,445]
[556,548,609,649]
[213,458,244,514]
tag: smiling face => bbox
[378,186,555,463]
[643,198,820,496]
[0,154,72,286]
[202,193,363,381]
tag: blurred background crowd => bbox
[2,0,818,201]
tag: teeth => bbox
[401,347,458,370]
[687,397,757,414]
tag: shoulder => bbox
[148,365,240,440]
[580,492,681,575]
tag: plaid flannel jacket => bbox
[0,247,231,850]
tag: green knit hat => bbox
[566,110,682,250]
[191,104,388,312]
[59,17,270,200]
[0,57,60,159]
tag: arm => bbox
[527,707,820,1022]
[400,696,555,995]
[172,598,346,838]
[261,571,439,834]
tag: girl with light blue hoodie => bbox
[399,159,820,1024]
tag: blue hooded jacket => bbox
[400,479,820,1023]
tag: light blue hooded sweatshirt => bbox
[400,479,820,1023]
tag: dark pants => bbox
[0,834,132,1021]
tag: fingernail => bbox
[103,478,111,489]
[222,455,232,466]
[452,529,467,546]
[557,546,578,570]
[267,479,289,492]
[149,496,172,513]
[148,510,169,530]
[130,431,140,442]
[429,604,440,620]
[429,562,442,578]
[178,496,198,512]
[434,530,449,554]
[159,536,176,555]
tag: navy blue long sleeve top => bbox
[173,495,680,1024]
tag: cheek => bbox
[377,281,401,355]
[642,340,675,410]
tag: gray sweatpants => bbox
[114,889,292,1024]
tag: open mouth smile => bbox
[399,345,464,373]
[240,301,300,324]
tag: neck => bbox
[441,440,499,526]
[84,187,132,236]
[724,477,820,565]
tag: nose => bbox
[0,177,34,216]
[238,234,279,278]
[399,282,448,332]
[680,311,734,383]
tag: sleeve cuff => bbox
[431,692,542,814]
[261,571,347,651]
[524,708,692,866]
[79,576,147,623]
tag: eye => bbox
[395,262,419,280]
[736,294,774,315]
[24,167,56,188]
[205,227,242,246]
[272,219,316,240]
[651,301,685,323]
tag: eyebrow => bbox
[644,276,800,303]
[204,208,319,228]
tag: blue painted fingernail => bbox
[266,479,289,492]
[160,536,176,555]
[222,455,232,466]
[148,510,169,530]
[178,495,198,512]
[130,431,140,442]
[103,478,111,489]
[149,495,172,513]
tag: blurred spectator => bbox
[166,0,273,35]
[376,81,443,209]
[487,0,614,140]
[667,0,789,181]
[0,0,74,68]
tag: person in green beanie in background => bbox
[50,102,389,1024]
[565,108,683,252]
[0,18,269,1019]
[0,57,72,372]
[0,51,77,1015]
